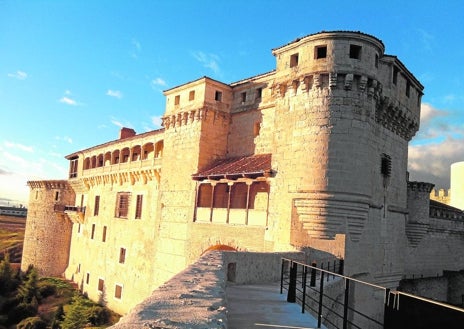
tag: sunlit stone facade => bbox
[22,31,464,316]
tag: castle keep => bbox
[22,31,464,315]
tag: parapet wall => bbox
[110,250,303,328]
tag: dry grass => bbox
[0,215,25,252]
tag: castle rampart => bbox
[21,31,464,317]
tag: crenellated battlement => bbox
[25,31,464,318]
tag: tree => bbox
[0,253,15,295]
[61,295,88,329]
[50,304,65,329]
[17,267,40,304]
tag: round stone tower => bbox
[450,161,464,210]
[21,180,75,276]
[270,31,423,282]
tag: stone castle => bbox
[22,31,464,316]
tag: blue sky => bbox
[1,0,464,206]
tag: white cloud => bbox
[415,28,434,52]
[132,38,141,51]
[151,115,163,128]
[131,38,142,59]
[111,119,124,128]
[151,77,167,88]
[420,103,446,124]
[4,141,33,153]
[2,151,30,169]
[106,89,123,99]
[55,136,73,144]
[408,103,464,188]
[7,70,28,80]
[110,117,133,129]
[59,96,77,106]
[192,51,220,74]
[408,137,464,188]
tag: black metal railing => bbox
[54,204,86,214]
[281,258,464,329]
[281,258,387,329]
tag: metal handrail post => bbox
[343,278,350,329]
[318,271,325,328]
[280,258,285,294]
[287,261,297,303]
[310,262,317,287]
[302,266,307,313]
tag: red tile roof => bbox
[192,154,273,180]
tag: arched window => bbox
[155,140,164,158]
[121,148,130,163]
[104,152,111,166]
[142,143,154,160]
[97,154,104,167]
[131,145,141,161]
[112,150,120,165]
[84,157,91,170]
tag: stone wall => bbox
[110,251,228,329]
[110,250,302,329]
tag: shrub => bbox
[61,295,88,329]
[6,302,37,324]
[87,305,110,325]
[38,283,56,298]
[16,316,47,329]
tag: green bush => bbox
[6,302,37,324]
[16,316,47,329]
[87,305,110,325]
[38,283,56,298]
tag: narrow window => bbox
[381,154,392,177]
[86,272,90,285]
[77,223,81,233]
[102,226,107,242]
[174,95,180,105]
[80,194,84,207]
[349,45,362,59]
[115,284,123,299]
[35,191,38,200]
[94,195,100,216]
[135,194,143,219]
[69,157,78,178]
[375,54,379,68]
[256,88,262,99]
[315,45,327,59]
[253,122,261,137]
[119,247,126,264]
[406,81,411,97]
[98,278,104,292]
[393,67,399,85]
[215,91,222,102]
[290,53,299,67]
[115,192,130,218]
[91,224,95,239]
[54,191,59,201]
[77,264,81,273]
[241,92,246,103]
[189,90,195,101]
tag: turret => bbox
[21,180,75,276]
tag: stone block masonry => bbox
[21,31,464,319]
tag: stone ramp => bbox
[227,283,324,329]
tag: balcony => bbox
[54,204,86,223]
[81,157,162,178]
